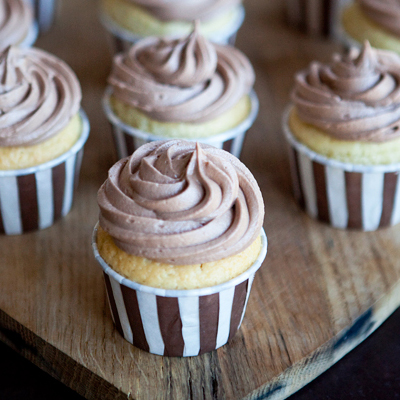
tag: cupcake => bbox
[103,23,258,160]
[99,0,245,53]
[25,0,58,34]
[342,0,400,53]
[285,0,350,38]
[0,0,37,48]
[283,42,400,230]
[0,46,89,235]
[92,139,267,356]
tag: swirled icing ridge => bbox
[291,42,400,142]
[108,24,255,123]
[97,140,264,265]
[360,0,400,37]
[0,46,82,146]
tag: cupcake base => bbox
[92,225,267,357]
[0,110,90,235]
[283,107,400,231]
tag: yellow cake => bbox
[0,113,82,170]
[97,226,262,290]
[342,3,400,54]
[288,108,400,165]
[110,95,252,138]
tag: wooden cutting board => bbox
[1,1,400,399]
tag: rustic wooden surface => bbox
[1,1,400,399]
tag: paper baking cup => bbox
[92,225,267,357]
[285,0,350,37]
[99,6,245,54]
[25,0,57,33]
[283,108,400,231]
[0,110,90,235]
[103,88,259,160]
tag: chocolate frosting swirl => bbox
[291,42,400,142]
[128,0,240,22]
[0,46,82,147]
[97,140,264,265]
[0,0,33,49]
[108,24,255,123]
[360,0,400,37]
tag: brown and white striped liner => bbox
[103,88,259,160]
[92,226,267,357]
[285,0,350,37]
[283,109,400,231]
[99,7,245,55]
[0,109,90,235]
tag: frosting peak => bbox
[108,26,255,123]
[292,42,400,142]
[137,22,217,87]
[0,0,33,49]
[0,46,82,147]
[97,140,264,265]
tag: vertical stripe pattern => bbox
[110,124,247,161]
[0,152,82,235]
[285,0,348,37]
[289,144,400,231]
[103,275,253,357]
[288,146,305,208]
[103,273,124,336]
[199,293,220,354]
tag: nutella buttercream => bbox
[0,0,33,49]
[0,46,81,147]
[108,23,255,123]
[97,140,264,265]
[292,41,400,142]
[360,0,400,37]
[130,0,241,22]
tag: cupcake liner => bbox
[26,0,57,33]
[92,225,267,357]
[103,88,259,160]
[0,110,90,235]
[285,0,350,38]
[283,107,400,231]
[99,5,245,54]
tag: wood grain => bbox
[1,0,400,399]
